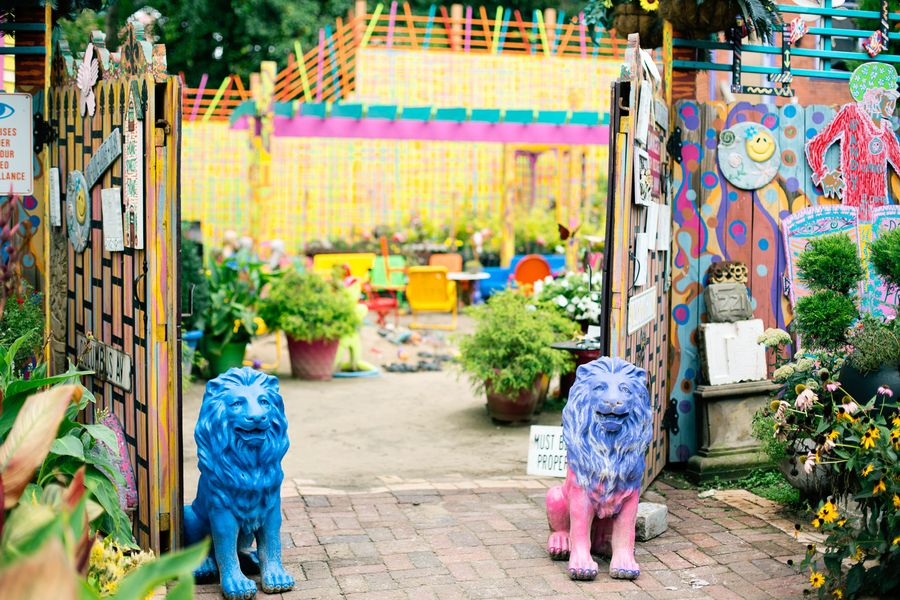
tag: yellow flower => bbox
[891,428,900,450]
[833,590,844,599]
[810,571,825,588]
[233,319,242,333]
[854,547,865,561]
[837,519,847,527]
[811,517,822,528]
[640,0,660,10]
[862,463,874,477]
[861,427,880,450]
[893,416,900,428]
[893,494,900,510]
[827,430,840,441]
[90,541,104,565]
[817,501,838,523]
[874,479,886,495]
[839,411,856,423]
[894,536,900,545]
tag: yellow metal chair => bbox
[311,253,377,281]
[406,266,458,330]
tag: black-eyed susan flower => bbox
[639,0,659,11]
[892,415,900,428]
[817,501,838,523]
[862,463,874,477]
[810,571,825,588]
[854,547,865,561]
[891,428,900,450]
[893,535,900,546]
[861,427,880,450]
[893,494,900,510]
[874,479,886,495]
[811,517,822,528]
[833,590,844,599]
[837,519,847,527]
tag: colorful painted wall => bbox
[667,100,900,462]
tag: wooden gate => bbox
[601,37,672,486]
[46,25,182,553]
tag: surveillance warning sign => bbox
[0,94,33,196]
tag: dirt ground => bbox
[182,314,563,498]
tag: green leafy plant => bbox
[259,270,359,342]
[200,254,275,362]
[797,234,865,295]
[457,291,576,397]
[794,290,858,350]
[536,271,604,324]
[180,235,210,332]
[868,227,900,292]
[0,285,43,370]
[848,315,900,374]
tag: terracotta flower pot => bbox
[207,341,247,376]
[287,336,340,380]
[485,378,542,425]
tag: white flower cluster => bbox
[757,328,791,348]
[537,271,604,322]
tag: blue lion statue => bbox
[546,357,653,581]
[184,367,294,599]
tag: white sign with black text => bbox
[627,285,658,334]
[527,425,568,477]
[0,93,33,195]
[76,333,132,391]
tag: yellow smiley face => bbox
[745,131,776,163]
[75,189,87,224]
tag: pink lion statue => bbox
[546,357,653,581]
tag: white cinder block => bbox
[635,502,668,541]
[701,319,767,386]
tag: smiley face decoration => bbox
[717,122,781,190]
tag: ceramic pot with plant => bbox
[536,271,604,333]
[259,270,359,381]
[200,255,270,376]
[458,291,576,424]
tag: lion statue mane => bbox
[546,357,653,582]
[184,367,294,599]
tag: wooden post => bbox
[354,0,368,43]
[545,8,557,49]
[249,62,276,243]
[450,4,463,50]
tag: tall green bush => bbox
[796,233,864,294]
[258,271,359,342]
[868,227,900,291]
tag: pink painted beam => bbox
[579,13,587,58]
[232,115,609,146]
[387,1,398,48]
[464,5,472,52]
[190,73,209,122]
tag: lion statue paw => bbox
[545,357,653,582]
[184,367,295,597]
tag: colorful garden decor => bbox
[717,122,780,190]
[184,367,294,598]
[65,170,90,252]
[806,62,900,220]
[546,357,653,580]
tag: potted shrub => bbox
[180,234,209,378]
[259,270,360,381]
[200,255,269,376]
[843,227,900,401]
[458,291,575,424]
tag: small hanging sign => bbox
[100,188,124,251]
[85,128,122,189]
[66,170,91,252]
[76,333,132,391]
[0,93,34,195]
[48,167,61,226]
[123,98,144,248]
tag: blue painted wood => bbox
[498,8,511,50]
[773,3,899,19]
[435,107,467,122]
[570,111,600,126]
[331,103,364,119]
[423,4,437,49]
[553,11,565,53]
[300,103,328,118]
[403,106,432,121]
[470,108,502,122]
[505,109,534,123]
[537,110,568,125]
[367,105,399,120]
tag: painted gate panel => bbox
[665,100,898,462]
[47,28,182,552]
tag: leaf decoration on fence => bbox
[76,43,99,117]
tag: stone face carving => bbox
[704,282,753,323]
[546,357,653,581]
[184,367,294,599]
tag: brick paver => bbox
[194,479,810,599]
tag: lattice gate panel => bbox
[47,29,182,553]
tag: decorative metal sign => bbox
[66,170,91,252]
[76,333,132,391]
[123,97,144,248]
[85,127,122,189]
[100,187,124,251]
[0,93,34,195]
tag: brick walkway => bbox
[194,478,810,600]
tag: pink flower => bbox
[842,400,859,415]
[878,385,894,398]
[803,452,816,475]
[826,382,840,393]
[795,389,818,411]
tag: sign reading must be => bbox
[526,425,567,478]
[76,333,132,391]
[0,93,33,195]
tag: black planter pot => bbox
[840,361,900,405]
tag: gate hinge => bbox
[666,126,683,164]
[661,398,680,435]
[33,112,56,154]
